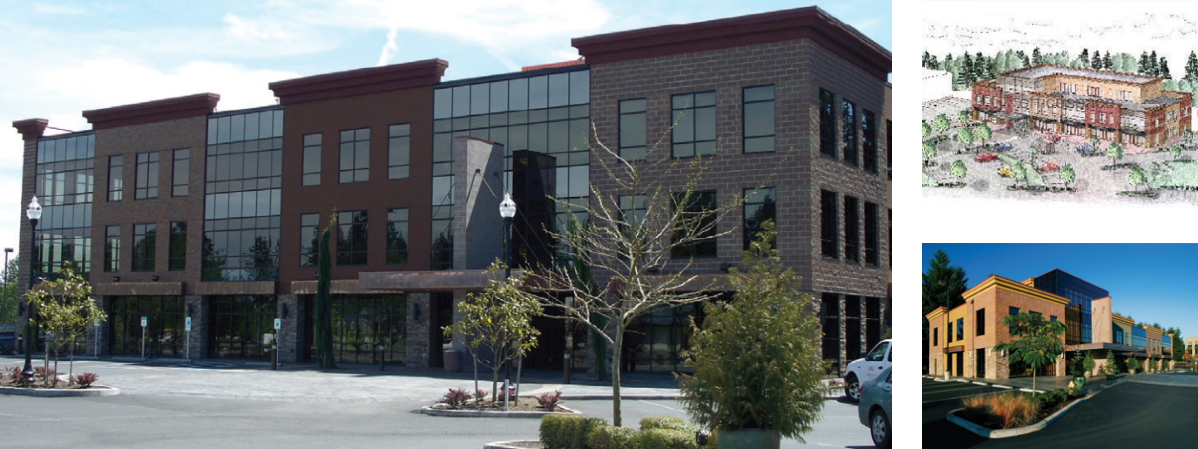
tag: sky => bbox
[0,0,892,261]
[922,244,1198,337]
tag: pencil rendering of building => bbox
[971,65,1192,149]
[12,6,890,374]
[927,269,1174,380]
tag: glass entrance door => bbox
[208,296,277,359]
[108,296,185,357]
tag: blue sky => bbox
[0,0,891,260]
[923,244,1198,336]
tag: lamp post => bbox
[499,192,516,384]
[21,197,42,383]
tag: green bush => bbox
[639,416,697,432]
[630,428,699,449]
[540,415,607,449]
[587,425,638,449]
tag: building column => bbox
[407,292,431,368]
[185,295,204,360]
[277,294,301,363]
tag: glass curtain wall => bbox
[432,67,590,269]
[304,295,408,365]
[624,302,703,374]
[203,107,283,281]
[208,296,277,359]
[108,296,185,357]
[33,133,94,278]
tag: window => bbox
[172,149,189,197]
[108,156,123,201]
[299,214,319,267]
[844,196,859,262]
[388,124,410,179]
[842,99,857,165]
[934,327,939,346]
[672,91,716,158]
[169,221,186,271]
[386,208,408,265]
[948,321,953,343]
[976,309,985,336]
[743,85,775,153]
[865,202,879,266]
[743,188,776,250]
[135,152,159,199]
[132,223,156,272]
[820,190,837,258]
[956,317,964,341]
[104,225,120,272]
[671,190,717,258]
[863,110,877,172]
[302,134,321,186]
[339,128,370,183]
[619,99,647,161]
[1009,307,1020,335]
[337,210,368,265]
[620,195,648,232]
[820,88,836,157]
[887,119,892,179]
[1051,316,1058,322]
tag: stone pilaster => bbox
[185,295,204,359]
[277,294,301,363]
[407,292,430,367]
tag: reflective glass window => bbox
[842,99,857,165]
[386,208,408,265]
[844,196,859,262]
[135,152,159,199]
[339,127,370,183]
[132,223,156,272]
[108,155,123,202]
[337,210,368,266]
[619,99,646,161]
[388,124,410,179]
[169,221,186,270]
[743,187,776,250]
[172,149,189,197]
[105,225,120,272]
[743,85,775,153]
[299,214,319,267]
[671,190,717,258]
[302,133,321,186]
[820,190,837,258]
[672,91,716,158]
[820,88,836,157]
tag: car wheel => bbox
[871,408,890,448]
[845,374,860,401]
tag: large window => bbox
[169,221,186,271]
[844,196,859,262]
[132,223,156,272]
[671,190,717,258]
[842,99,857,166]
[743,85,775,153]
[619,99,647,161]
[386,208,408,265]
[302,133,321,186]
[820,88,836,157]
[865,202,879,266]
[33,133,94,277]
[208,296,277,359]
[104,225,120,272]
[108,296,184,357]
[108,155,123,202]
[299,213,319,267]
[672,91,716,158]
[743,187,776,250]
[306,295,407,365]
[976,308,986,336]
[172,149,189,197]
[1009,307,1020,335]
[863,110,877,173]
[820,190,838,258]
[956,317,964,341]
[339,128,370,183]
[135,152,159,199]
[388,124,410,179]
[337,210,368,265]
[821,293,840,371]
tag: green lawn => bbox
[1156,161,1198,188]
[995,153,1044,187]
[923,170,936,187]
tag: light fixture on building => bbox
[152,275,160,282]
[112,276,120,283]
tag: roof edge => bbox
[82,93,220,130]
[12,118,49,141]
[270,58,448,105]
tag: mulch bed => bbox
[440,400,564,413]
[957,396,1081,430]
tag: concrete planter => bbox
[419,403,580,418]
[0,384,119,397]
[716,429,780,449]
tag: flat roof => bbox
[1005,64,1158,85]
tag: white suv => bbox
[845,339,891,402]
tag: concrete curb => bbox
[946,394,1093,438]
[561,394,680,400]
[484,441,539,449]
[419,403,581,418]
[0,384,120,398]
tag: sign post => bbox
[185,316,192,361]
[272,318,281,370]
[94,319,100,357]
[140,316,147,360]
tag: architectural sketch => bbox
[923,4,1198,204]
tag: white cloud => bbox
[33,4,85,15]
[223,13,294,41]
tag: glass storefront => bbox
[305,295,407,365]
[624,303,703,374]
[208,296,277,359]
[109,296,185,357]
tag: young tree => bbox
[1012,161,1028,186]
[0,259,17,325]
[973,123,992,147]
[26,265,106,384]
[1089,135,1100,150]
[950,160,967,182]
[313,213,337,369]
[1107,141,1124,166]
[922,120,932,138]
[1171,144,1183,160]
[923,141,938,163]
[532,127,748,427]
[677,222,824,443]
[1084,351,1096,377]
[957,127,973,149]
[994,313,1067,394]
[934,113,951,135]
[1185,129,1195,148]
[1059,163,1076,189]
[444,261,541,403]
[957,109,970,127]
[1128,166,1147,191]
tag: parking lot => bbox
[922,376,1013,404]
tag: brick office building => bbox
[12,6,890,373]
[971,65,1192,150]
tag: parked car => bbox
[975,152,998,162]
[0,324,16,355]
[858,366,892,448]
[844,339,891,401]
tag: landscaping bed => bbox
[954,388,1081,431]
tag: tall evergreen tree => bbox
[1185,51,1198,82]
[1150,51,1160,76]
[1080,48,1089,66]
[923,51,932,68]
[975,52,987,81]
[314,213,337,369]
[1017,50,1030,67]
[1160,57,1172,80]
[1032,47,1042,65]
[922,249,969,373]
[961,52,974,85]
[1140,51,1151,74]
[1091,51,1102,70]
[1103,51,1112,70]
[930,54,940,70]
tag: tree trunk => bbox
[611,320,624,427]
[515,354,523,405]
[473,357,480,403]
[492,364,500,404]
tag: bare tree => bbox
[532,125,769,427]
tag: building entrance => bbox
[304,294,407,365]
[208,296,277,359]
[108,296,185,357]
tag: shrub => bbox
[440,388,471,409]
[824,379,844,397]
[540,415,606,449]
[34,366,55,379]
[4,366,19,380]
[639,416,698,433]
[536,390,563,411]
[72,372,99,388]
[587,425,638,449]
[962,392,1038,429]
[631,428,700,449]
[474,389,488,402]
